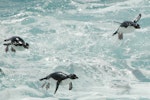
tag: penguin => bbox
[39,72,78,94]
[112,14,141,40]
[0,68,5,76]
[3,36,29,52]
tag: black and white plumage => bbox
[3,36,29,52]
[112,14,141,40]
[39,72,78,94]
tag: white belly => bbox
[11,45,26,51]
[118,26,135,33]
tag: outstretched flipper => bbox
[54,81,61,94]
[133,14,141,23]
[69,82,72,90]
[118,33,123,40]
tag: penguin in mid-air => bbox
[112,14,142,40]
[39,72,78,94]
[3,36,29,52]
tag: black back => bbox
[120,21,140,29]
[39,72,69,81]
[50,72,68,81]
[40,72,78,81]
[120,21,135,28]
[11,36,25,46]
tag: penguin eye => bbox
[136,24,140,27]
[26,43,29,46]
[72,74,78,79]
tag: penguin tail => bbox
[3,43,11,46]
[4,39,9,41]
[3,43,9,46]
[3,44,7,46]
[39,77,47,81]
[4,38,11,42]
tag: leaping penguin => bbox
[39,71,78,94]
[3,36,29,52]
[112,14,142,40]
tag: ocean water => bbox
[0,0,150,100]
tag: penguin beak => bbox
[76,76,78,79]
[135,24,140,29]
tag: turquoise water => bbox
[0,0,150,100]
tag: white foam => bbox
[0,0,150,99]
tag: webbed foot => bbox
[5,46,9,53]
[46,83,50,90]
[11,47,16,52]
[118,33,123,40]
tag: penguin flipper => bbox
[112,31,118,36]
[69,82,72,90]
[118,33,123,40]
[54,81,61,94]
[133,14,141,23]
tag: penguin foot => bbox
[118,33,123,40]
[5,46,9,53]
[41,82,46,88]
[46,83,50,90]
[11,47,16,52]
[69,82,72,90]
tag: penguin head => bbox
[68,74,78,79]
[134,23,140,29]
[24,43,29,49]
